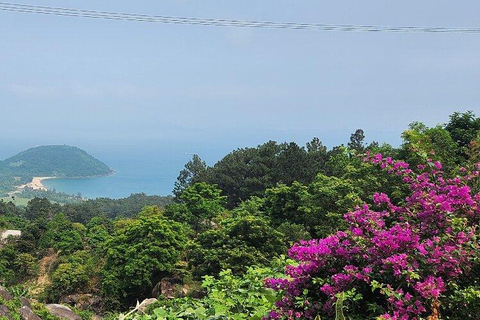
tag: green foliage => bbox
[173,154,208,199]
[401,123,459,171]
[348,129,366,153]
[20,188,83,205]
[0,200,25,228]
[25,197,60,221]
[264,174,361,238]
[0,245,16,284]
[276,222,311,246]
[188,215,285,277]
[61,193,173,223]
[13,253,39,282]
[30,301,62,320]
[48,262,89,300]
[38,212,83,254]
[47,250,102,301]
[180,183,227,234]
[444,286,480,319]
[0,145,111,189]
[101,206,188,308]
[120,264,285,320]
[201,139,328,208]
[445,110,480,161]
[204,143,277,208]
[86,223,111,253]
[0,289,60,320]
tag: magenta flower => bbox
[265,156,480,319]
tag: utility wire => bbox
[1,2,480,34]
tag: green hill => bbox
[0,145,112,187]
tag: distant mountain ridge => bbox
[0,145,112,185]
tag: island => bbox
[0,145,112,199]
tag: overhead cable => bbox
[0,2,479,34]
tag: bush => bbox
[266,156,480,319]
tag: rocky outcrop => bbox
[0,286,13,301]
[20,297,31,308]
[152,277,184,299]
[1,230,21,241]
[59,294,104,314]
[19,306,41,320]
[45,304,82,320]
[137,298,158,315]
[0,305,13,320]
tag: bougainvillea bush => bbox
[266,155,480,320]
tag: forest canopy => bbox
[1,111,480,320]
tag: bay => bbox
[42,142,227,199]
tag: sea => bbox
[5,129,402,200]
[41,142,229,199]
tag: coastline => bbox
[7,171,115,198]
[17,176,55,192]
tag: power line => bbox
[1,2,480,34]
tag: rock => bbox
[19,306,41,320]
[0,286,13,301]
[137,298,158,315]
[46,304,82,320]
[20,297,31,308]
[152,277,182,299]
[59,294,104,314]
[0,305,13,320]
[1,230,21,240]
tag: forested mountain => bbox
[0,145,112,187]
[1,111,480,320]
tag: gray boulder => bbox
[20,297,31,308]
[46,304,82,320]
[137,298,158,314]
[0,305,13,320]
[19,306,41,320]
[0,286,13,301]
[59,294,104,314]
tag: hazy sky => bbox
[1,0,480,157]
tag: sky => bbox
[1,0,480,160]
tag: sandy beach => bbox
[17,177,54,191]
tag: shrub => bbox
[266,155,480,319]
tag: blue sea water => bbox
[5,129,401,200]
[42,142,229,199]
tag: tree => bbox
[306,137,329,177]
[38,212,83,255]
[205,142,280,207]
[401,123,459,172]
[265,156,480,319]
[264,174,361,239]
[173,154,208,199]
[49,262,89,300]
[348,129,366,153]
[101,206,188,308]
[25,197,59,221]
[13,253,39,283]
[188,215,286,278]
[445,111,480,161]
[180,182,227,234]
[273,142,311,185]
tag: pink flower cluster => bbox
[265,155,480,319]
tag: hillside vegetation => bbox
[0,111,479,320]
[0,145,112,193]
